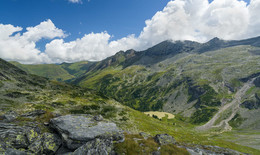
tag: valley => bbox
[2,36,260,154]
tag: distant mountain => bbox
[11,36,260,131]
[70,36,260,130]
[3,37,260,153]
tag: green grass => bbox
[114,133,189,155]
[121,108,260,155]
[11,62,75,81]
[228,113,245,128]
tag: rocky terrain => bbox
[0,112,247,155]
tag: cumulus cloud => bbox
[0,19,65,64]
[1,0,260,64]
[45,33,138,63]
[137,0,250,48]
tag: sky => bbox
[0,0,259,64]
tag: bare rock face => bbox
[50,115,124,150]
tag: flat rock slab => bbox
[50,115,124,150]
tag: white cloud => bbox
[0,19,65,64]
[1,0,260,64]
[45,32,138,63]
[137,0,250,48]
[68,0,82,3]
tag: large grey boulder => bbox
[50,115,124,150]
[72,138,113,155]
[154,134,176,145]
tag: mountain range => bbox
[2,36,260,154]
[12,36,260,127]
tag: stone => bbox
[28,133,61,155]
[13,133,29,149]
[152,151,161,155]
[139,132,151,140]
[50,115,124,150]
[0,142,6,153]
[154,134,176,145]
[26,128,40,144]
[93,115,104,121]
[42,133,62,154]
[185,145,245,155]
[0,123,29,149]
[55,145,73,155]
[0,111,18,123]
[5,148,28,155]
[21,110,46,118]
[28,136,44,154]
[72,138,113,155]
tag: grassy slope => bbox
[10,61,75,81]
[122,108,260,154]
[75,45,260,122]
[3,59,260,154]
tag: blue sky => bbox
[0,0,168,42]
[0,0,258,64]
[0,0,250,49]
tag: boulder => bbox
[28,136,44,154]
[139,132,151,140]
[93,115,104,121]
[0,123,29,149]
[72,138,113,155]
[0,142,6,153]
[28,133,61,155]
[152,151,161,155]
[0,111,18,123]
[21,110,46,118]
[5,148,28,155]
[154,134,176,145]
[26,128,40,144]
[55,145,73,155]
[42,133,62,154]
[50,115,124,150]
[185,145,245,155]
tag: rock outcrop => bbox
[50,114,124,150]
[154,134,176,145]
[72,138,113,155]
[185,144,245,155]
[0,114,124,155]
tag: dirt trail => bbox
[196,78,255,131]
